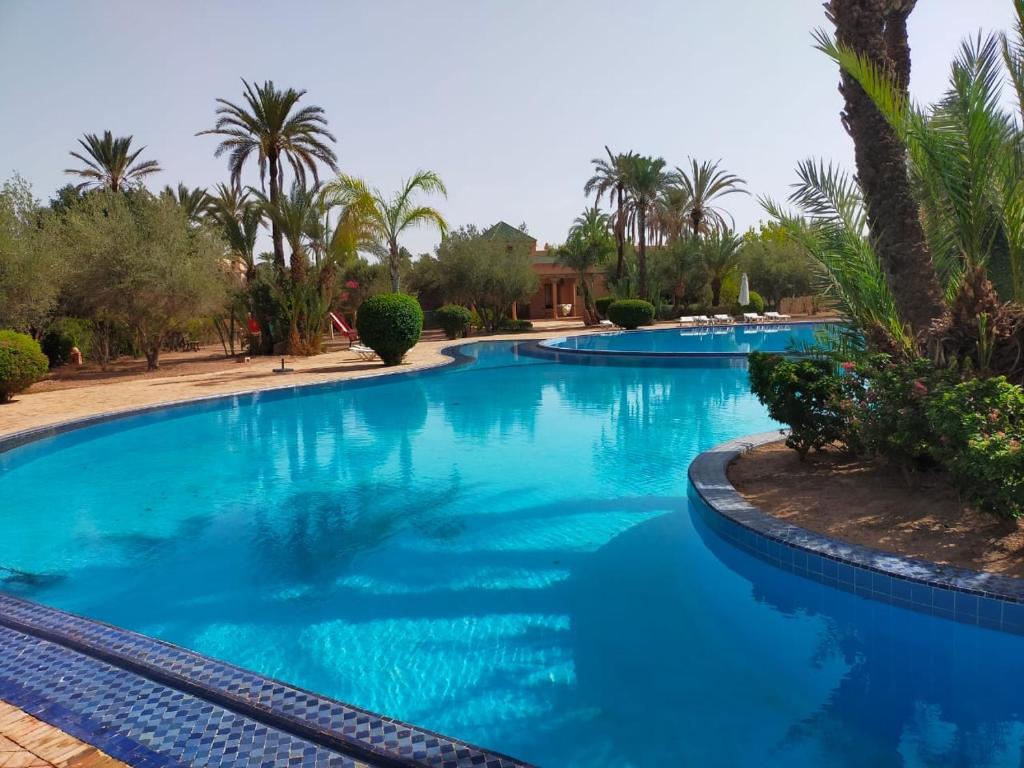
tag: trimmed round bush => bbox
[356,293,424,365]
[594,296,615,319]
[606,299,655,329]
[41,329,73,368]
[0,331,49,403]
[735,290,766,315]
[435,304,473,340]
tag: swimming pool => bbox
[543,321,832,356]
[1,342,1021,767]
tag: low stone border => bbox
[688,431,1024,635]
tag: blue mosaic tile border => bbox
[516,341,748,369]
[0,594,533,768]
[687,431,1024,635]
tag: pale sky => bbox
[0,1,1015,254]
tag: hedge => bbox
[435,304,473,340]
[606,299,655,329]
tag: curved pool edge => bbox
[539,320,828,358]
[0,592,534,768]
[687,431,1024,635]
[0,343,475,453]
[0,342,535,768]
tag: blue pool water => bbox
[543,322,831,355]
[1,342,1022,767]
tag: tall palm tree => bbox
[162,183,208,223]
[817,0,947,336]
[652,186,693,244]
[700,230,744,307]
[197,79,338,271]
[584,147,636,280]
[673,159,747,239]
[622,155,670,299]
[64,131,161,192]
[557,207,616,324]
[323,170,447,291]
[251,181,323,282]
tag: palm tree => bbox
[700,230,744,307]
[652,186,693,244]
[205,183,261,279]
[622,155,670,299]
[322,170,447,291]
[197,80,338,271]
[673,159,748,238]
[162,183,208,223]
[817,0,948,336]
[251,181,323,282]
[557,207,616,324]
[64,131,161,192]
[584,147,636,280]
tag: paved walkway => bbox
[0,702,127,768]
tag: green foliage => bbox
[40,318,93,368]
[739,226,816,307]
[926,377,1024,516]
[65,131,162,193]
[736,290,766,315]
[355,293,423,365]
[435,304,473,339]
[0,330,48,402]
[498,318,533,332]
[594,297,615,318]
[434,225,538,332]
[748,352,848,458]
[606,299,655,329]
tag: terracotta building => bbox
[481,222,608,320]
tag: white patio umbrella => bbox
[739,273,750,306]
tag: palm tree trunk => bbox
[268,151,285,270]
[638,208,648,299]
[389,242,401,292]
[614,185,626,280]
[827,0,946,338]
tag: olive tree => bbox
[435,225,537,331]
[57,191,227,369]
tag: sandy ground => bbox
[729,441,1024,578]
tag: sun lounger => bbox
[599,318,615,327]
[742,312,764,323]
[351,344,377,361]
[677,316,696,325]
[712,314,732,324]
[695,315,711,325]
[763,311,792,321]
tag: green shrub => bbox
[40,317,93,367]
[435,304,473,340]
[606,299,655,329]
[355,293,424,366]
[0,330,49,402]
[926,376,1024,517]
[734,290,766,315]
[498,318,533,332]
[594,297,615,318]
[748,352,848,458]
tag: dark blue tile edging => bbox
[687,431,1024,635]
[0,594,533,768]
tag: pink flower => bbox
[989,409,1002,423]
[840,361,855,372]
[911,379,929,397]
[345,280,360,290]
[340,291,350,302]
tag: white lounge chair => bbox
[695,315,711,325]
[742,312,764,323]
[677,316,696,325]
[599,318,615,327]
[763,311,791,321]
[351,344,378,361]
[712,314,732,324]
